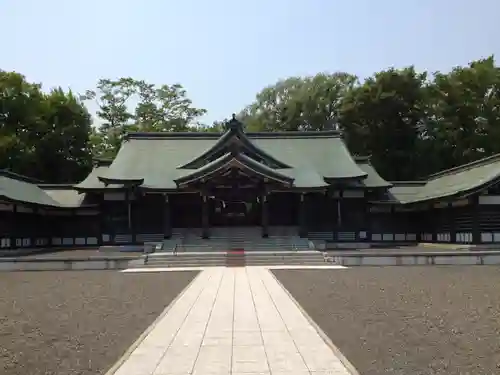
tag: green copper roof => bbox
[41,186,87,207]
[84,130,369,190]
[388,154,500,204]
[74,165,109,190]
[356,160,392,188]
[0,171,62,207]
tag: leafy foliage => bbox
[83,78,206,157]
[240,73,357,131]
[2,56,500,183]
[242,56,500,180]
[338,67,428,180]
[0,71,92,182]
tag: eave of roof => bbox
[355,161,392,188]
[41,188,90,207]
[0,170,45,183]
[387,154,500,204]
[0,174,62,207]
[174,152,294,187]
[98,176,144,186]
[74,165,109,190]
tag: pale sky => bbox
[1,0,499,125]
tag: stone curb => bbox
[268,269,361,375]
[104,270,203,375]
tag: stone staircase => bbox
[308,231,371,250]
[164,226,311,253]
[141,250,327,268]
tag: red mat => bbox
[227,249,245,254]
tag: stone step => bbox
[142,260,326,267]
[142,252,326,268]
[147,257,324,265]
[147,252,321,258]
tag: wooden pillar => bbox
[337,190,343,227]
[31,206,38,248]
[446,202,455,243]
[364,198,371,242]
[163,194,171,239]
[10,204,17,249]
[471,195,480,244]
[330,191,336,242]
[126,189,136,244]
[430,204,437,242]
[201,194,209,239]
[333,190,344,242]
[98,195,104,246]
[70,209,76,246]
[390,205,395,241]
[298,193,307,238]
[261,194,269,238]
[414,207,422,243]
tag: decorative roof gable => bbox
[179,115,291,169]
[174,151,294,188]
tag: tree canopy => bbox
[0,71,92,183]
[241,56,500,180]
[1,56,499,182]
[81,78,207,158]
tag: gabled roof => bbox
[179,116,291,169]
[387,153,500,204]
[175,152,294,187]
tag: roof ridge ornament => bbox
[227,113,244,132]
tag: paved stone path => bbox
[113,267,352,375]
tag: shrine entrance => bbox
[208,188,262,226]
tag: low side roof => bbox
[91,131,367,190]
[0,171,62,207]
[40,186,88,207]
[387,154,500,204]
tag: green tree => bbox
[424,56,500,173]
[135,81,206,132]
[82,78,136,157]
[241,73,357,131]
[338,67,429,180]
[84,78,206,156]
[0,71,92,182]
[0,71,45,174]
[36,88,93,182]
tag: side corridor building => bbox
[1,116,500,251]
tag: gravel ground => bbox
[273,267,500,375]
[0,270,198,375]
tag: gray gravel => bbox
[273,266,500,375]
[0,270,198,375]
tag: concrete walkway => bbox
[113,267,352,375]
